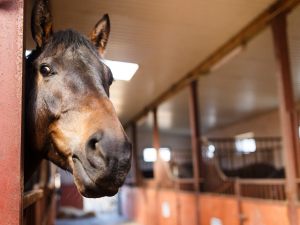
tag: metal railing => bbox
[206,137,282,172]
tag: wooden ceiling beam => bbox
[125,0,300,127]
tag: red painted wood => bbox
[59,185,83,209]
[0,1,24,224]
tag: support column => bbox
[271,14,298,225]
[188,81,202,225]
[0,0,24,224]
[153,107,174,186]
[152,108,166,185]
[131,123,142,185]
[153,108,160,152]
[188,81,202,190]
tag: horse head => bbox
[25,0,132,198]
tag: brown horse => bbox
[25,0,132,198]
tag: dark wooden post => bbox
[0,0,24,224]
[153,108,160,152]
[152,108,174,186]
[152,108,167,185]
[131,123,142,185]
[188,81,202,190]
[271,14,298,225]
[188,81,202,225]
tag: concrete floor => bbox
[56,213,140,225]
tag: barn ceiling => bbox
[25,0,300,134]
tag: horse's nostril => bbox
[86,131,103,152]
[88,138,99,151]
[72,154,80,163]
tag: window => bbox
[143,147,171,162]
[206,144,216,158]
[235,132,256,154]
[160,148,171,161]
[143,148,157,162]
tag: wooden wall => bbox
[204,109,281,138]
[0,1,24,224]
[121,186,295,225]
[242,199,289,225]
[59,184,83,209]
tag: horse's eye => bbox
[39,64,52,76]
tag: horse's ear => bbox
[31,0,53,48]
[89,14,110,56]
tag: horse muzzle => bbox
[72,131,132,198]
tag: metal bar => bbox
[271,14,298,225]
[0,1,24,224]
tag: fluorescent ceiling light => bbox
[103,59,139,81]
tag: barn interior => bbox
[2,0,300,225]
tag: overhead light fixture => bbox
[210,45,244,72]
[103,59,139,81]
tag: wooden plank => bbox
[188,81,202,190]
[131,123,142,185]
[271,14,298,225]
[23,190,44,209]
[238,179,286,185]
[0,1,24,224]
[188,81,201,225]
[234,179,245,225]
[125,0,300,127]
[152,108,173,187]
[153,108,160,151]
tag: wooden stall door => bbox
[0,0,24,225]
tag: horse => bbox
[25,0,132,198]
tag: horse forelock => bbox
[43,29,100,58]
